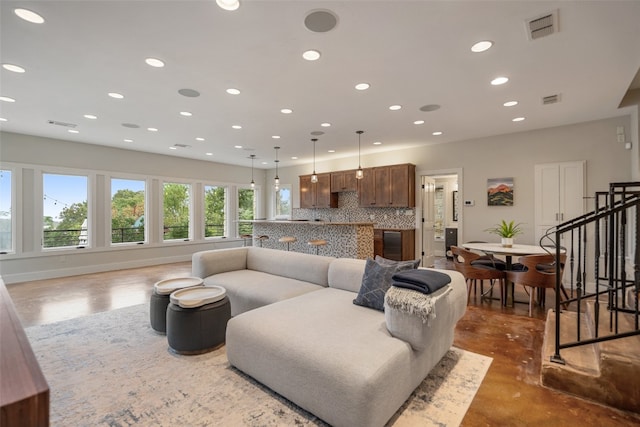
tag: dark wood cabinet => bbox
[358,164,415,208]
[299,173,338,208]
[373,228,416,261]
[330,170,358,192]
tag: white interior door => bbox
[421,176,436,267]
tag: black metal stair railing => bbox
[545,182,640,364]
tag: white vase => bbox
[501,237,513,248]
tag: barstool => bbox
[307,239,327,255]
[240,234,252,247]
[256,235,269,247]
[279,236,297,251]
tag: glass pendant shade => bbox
[311,138,318,183]
[274,146,280,190]
[249,154,256,188]
[355,130,364,180]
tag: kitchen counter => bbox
[244,220,375,226]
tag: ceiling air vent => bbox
[526,10,558,40]
[173,143,191,149]
[47,120,77,128]
[542,94,561,105]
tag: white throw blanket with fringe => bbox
[385,286,453,324]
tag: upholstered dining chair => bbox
[451,246,506,305]
[505,253,567,317]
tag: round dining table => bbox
[461,242,561,307]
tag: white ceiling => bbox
[1,1,639,169]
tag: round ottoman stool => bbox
[166,286,231,355]
[149,276,203,334]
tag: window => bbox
[0,170,12,253]
[111,178,145,244]
[163,182,191,241]
[275,185,291,218]
[238,187,254,236]
[43,173,88,248]
[204,185,226,238]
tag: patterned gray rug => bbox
[26,304,491,426]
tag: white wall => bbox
[0,132,267,283]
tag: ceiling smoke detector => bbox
[526,10,558,40]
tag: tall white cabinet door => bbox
[534,161,585,244]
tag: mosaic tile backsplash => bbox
[294,191,417,229]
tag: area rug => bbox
[26,304,492,426]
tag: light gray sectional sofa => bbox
[192,247,467,427]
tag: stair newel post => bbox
[621,186,627,311]
[635,194,640,331]
[552,227,566,364]
[594,198,601,339]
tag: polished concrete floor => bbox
[7,260,640,426]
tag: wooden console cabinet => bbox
[300,173,338,208]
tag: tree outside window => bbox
[238,188,254,236]
[111,178,145,244]
[43,173,88,248]
[275,185,291,217]
[205,185,226,237]
[163,182,191,240]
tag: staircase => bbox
[539,182,640,413]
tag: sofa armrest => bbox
[384,285,453,351]
[192,247,249,279]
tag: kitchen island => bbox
[240,220,374,259]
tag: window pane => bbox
[276,186,291,217]
[0,170,12,252]
[238,188,254,236]
[43,173,88,248]
[204,185,226,238]
[111,178,145,244]
[163,182,191,241]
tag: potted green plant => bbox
[485,220,523,247]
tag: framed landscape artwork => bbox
[487,177,514,206]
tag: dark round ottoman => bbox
[150,277,204,334]
[166,286,231,355]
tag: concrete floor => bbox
[7,260,640,426]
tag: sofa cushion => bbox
[327,258,366,293]
[203,270,324,316]
[192,247,249,279]
[353,258,416,311]
[227,287,456,427]
[375,255,420,269]
[246,247,334,287]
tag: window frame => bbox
[0,167,16,254]
[203,183,228,239]
[109,176,148,246]
[161,179,193,243]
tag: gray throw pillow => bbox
[374,255,421,269]
[353,257,416,311]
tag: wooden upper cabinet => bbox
[299,173,338,208]
[358,164,415,208]
[330,170,358,192]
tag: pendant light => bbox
[355,130,364,180]
[249,154,256,188]
[274,146,280,191]
[311,138,318,183]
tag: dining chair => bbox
[505,253,567,317]
[451,246,506,305]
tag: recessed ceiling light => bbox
[0,118,7,122]
[355,83,370,91]
[206,152,213,156]
[432,131,443,136]
[124,139,133,142]
[179,111,192,117]
[0,96,16,103]
[389,105,402,111]
[108,92,124,99]
[491,77,509,86]
[413,120,425,125]
[147,127,158,132]
[321,122,331,127]
[216,0,240,11]
[14,8,45,24]
[272,135,281,139]
[2,63,26,73]
[302,50,321,61]
[195,137,205,141]
[68,129,79,134]
[373,141,382,145]
[234,145,243,149]
[169,146,177,150]
[145,57,165,68]
[328,149,336,153]
[261,161,268,165]
[291,156,298,160]
[226,88,241,95]
[503,101,518,107]
[232,125,242,129]
[512,117,525,122]
[280,108,293,114]
[471,40,493,53]
[83,114,97,120]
